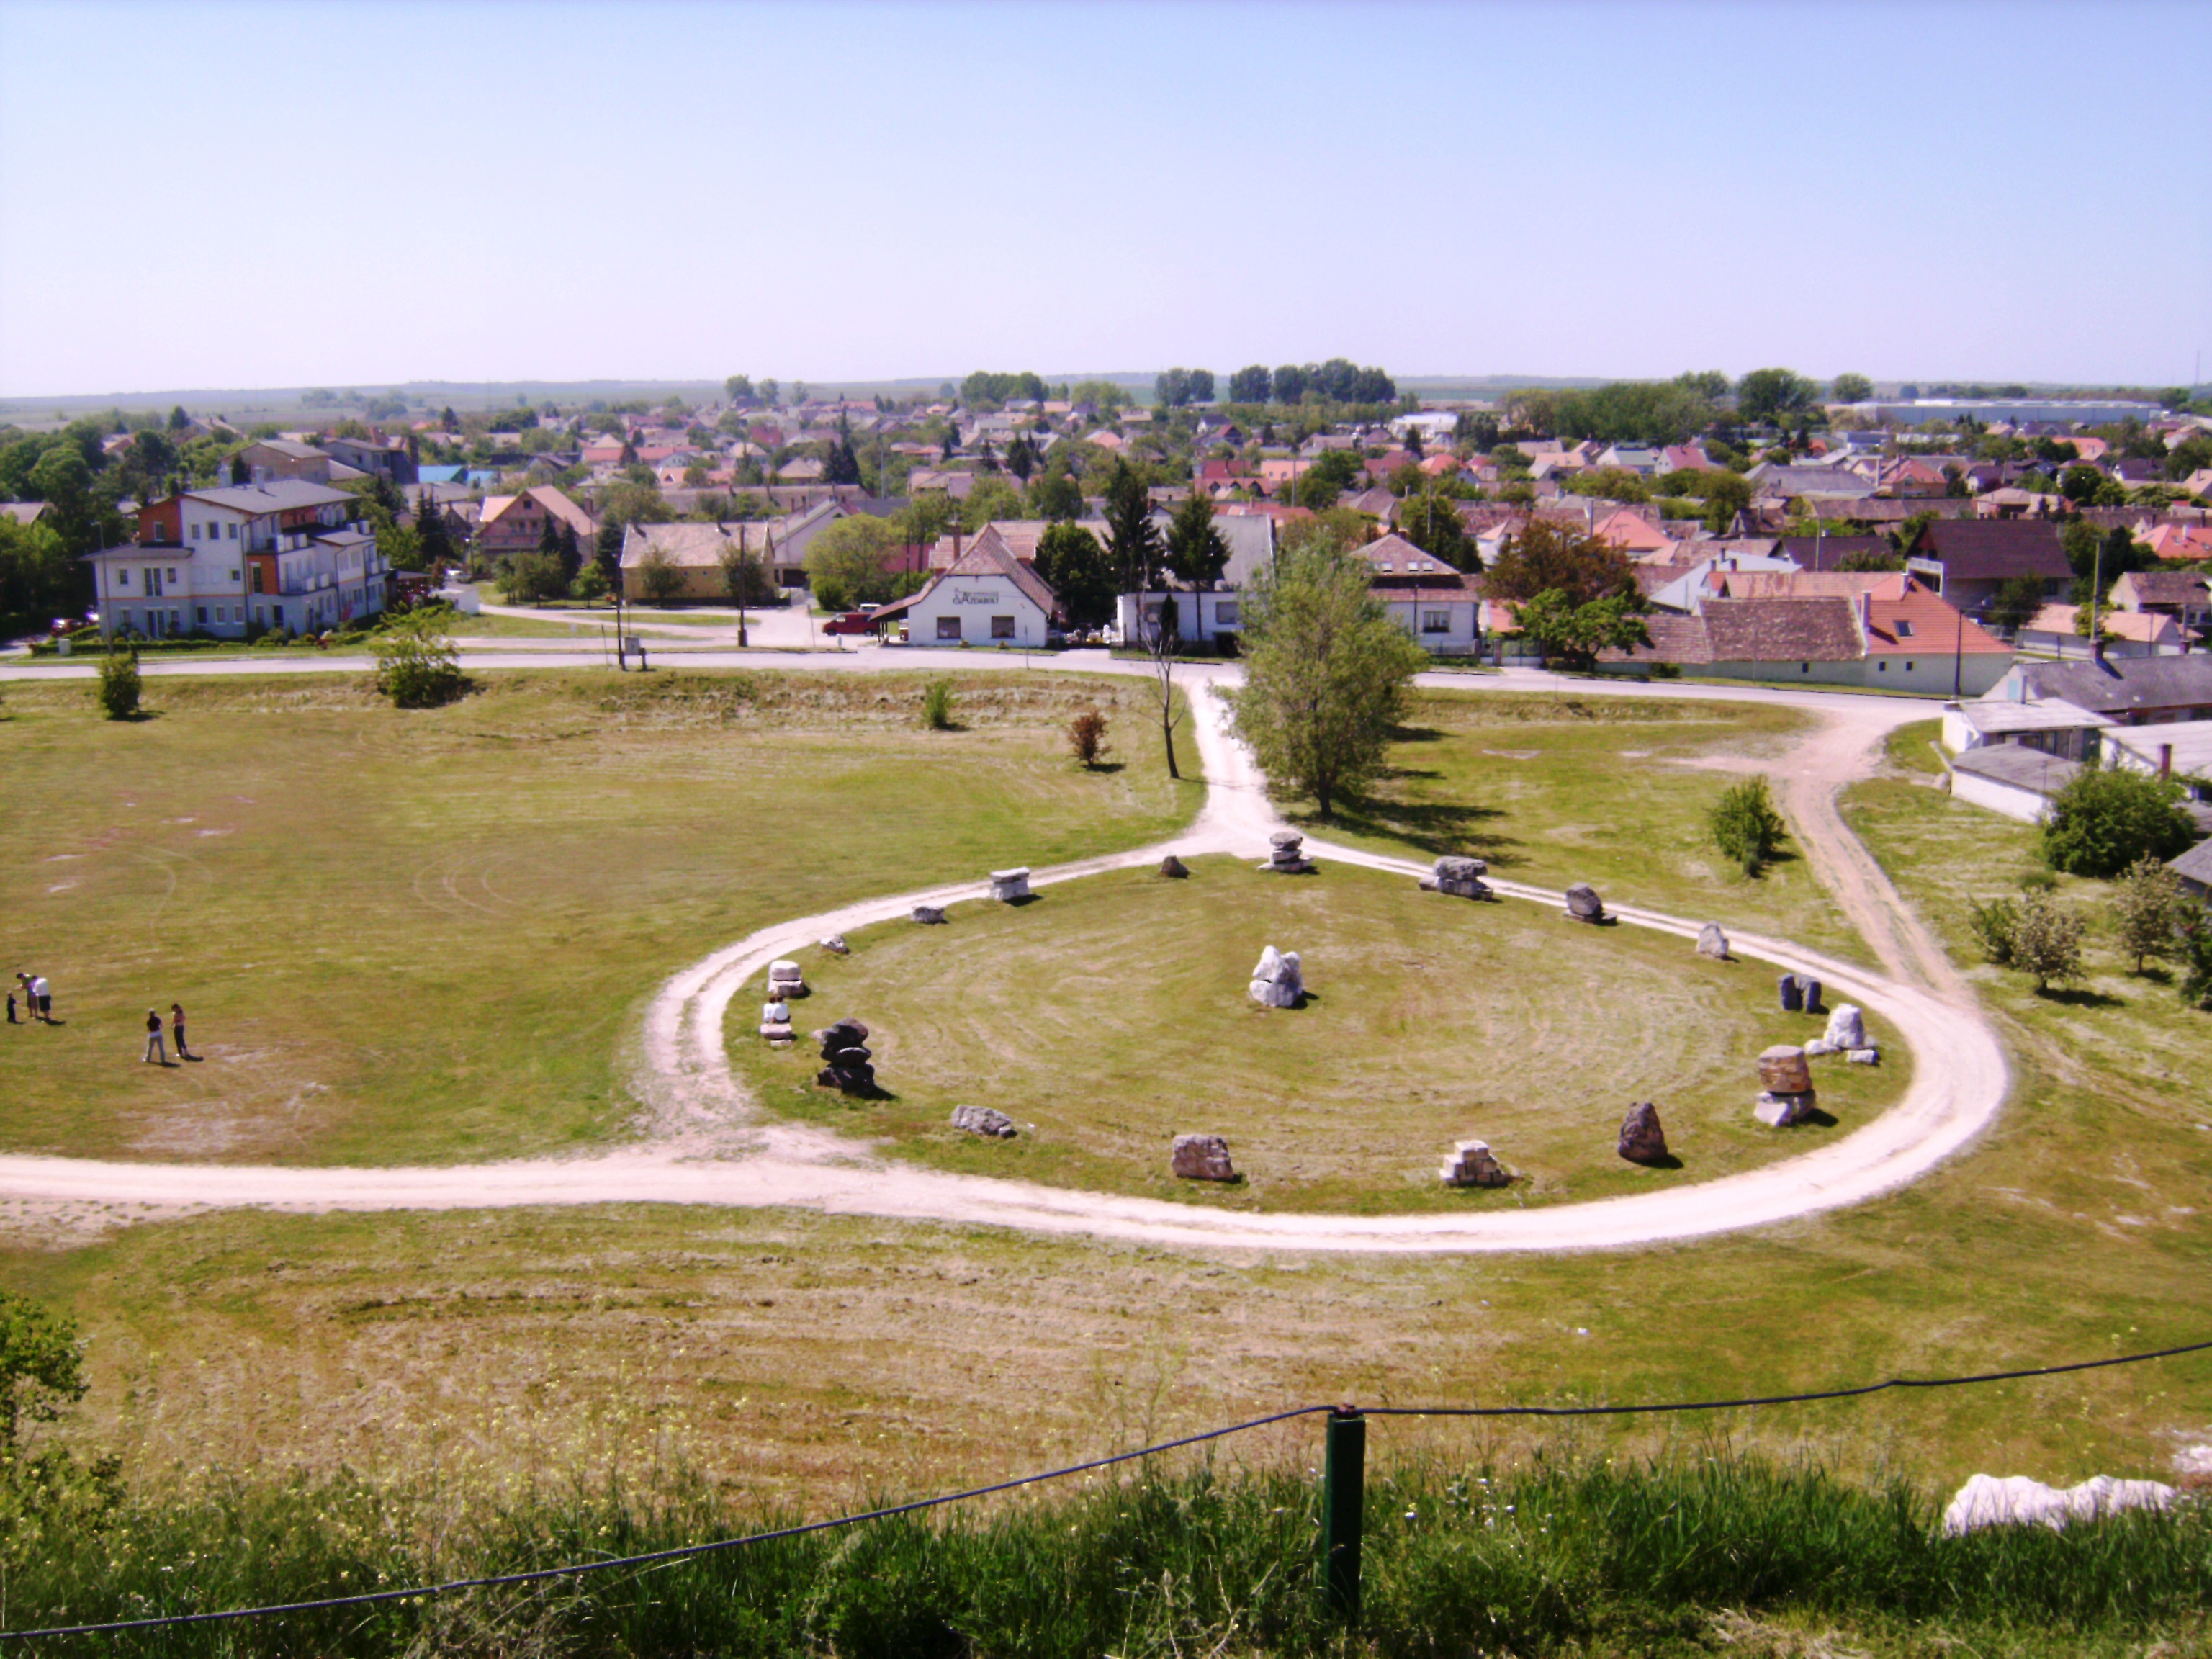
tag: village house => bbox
[617,498,848,601]
[1982,655,2212,727]
[1352,531,1479,654]
[2110,569,2211,638]
[320,434,417,485]
[2017,602,2188,660]
[477,487,598,560]
[237,438,333,485]
[89,480,384,639]
[871,529,1057,648]
[1904,518,2072,615]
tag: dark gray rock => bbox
[912,905,948,925]
[1159,855,1189,878]
[951,1104,1017,1139]
[1779,974,1804,1012]
[1172,1133,1237,1180]
[1618,1102,1669,1164]
[1563,883,1604,922]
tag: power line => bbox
[4,1336,2208,1643]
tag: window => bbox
[1879,660,1888,671]
[937,616,962,641]
[191,523,202,540]
[251,565,265,594]
[1215,601,1239,626]
[1801,662,1810,673]
[166,568,177,584]
[117,567,130,587]
[197,606,207,625]
[1895,619,1915,638]
[991,614,1016,639]
[1906,661,1914,671]
[227,522,238,539]
[1421,608,1451,634]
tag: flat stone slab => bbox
[1754,1089,1816,1128]
[1757,1045,1813,1094]
[1847,1046,1881,1066]
[1172,1133,1237,1181]
[819,935,850,955]
[1440,1138,1509,1188]
[950,1104,1017,1139]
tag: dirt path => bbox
[0,655,2008,1253]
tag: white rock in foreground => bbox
[1940,1473,2177,1537]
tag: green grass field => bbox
[0,670,1198,1164]
[0,675,2206,1562]
[729,856,1901,1213]
[1295,690,1869,964]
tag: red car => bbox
[822,611,876,636]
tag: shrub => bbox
[2110,854,2186,974]
[1968,896,2020,967]
[2011,888,2087,992]
[570,564,608,603]
[94,648,140,720]
[1067,709,1110,768]
[372,610,465,709]
[2176,907,2212,1010]
[1709,774,1787,876]
[2042,765,2196,878]
[920,678,956,731]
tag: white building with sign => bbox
[876,529,1057,648]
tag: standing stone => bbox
[1801,977,1825,1015]
[768,959,807,999]
[989,867,1031,902]
[1249,945,1305,1008]
[1429,855,1492,899]
[1757,1045,1814,1094]
[1779,973,1804,1012]
[1259,831,1316,874]
[1754,1091,1816,1128]
[1824,1004,1866,1050]
[1159,855,1189,878]
[819,934,850,955]
[1439,1139,1509,1188]
[1563,883,1605,922]
[813,1018,878,1094]
[950,1104,1017,1139]
[1696,922,1730,960]
[1617,1102,1669,1165]
[1171,1133,1237,1180]
[911,904,947,925]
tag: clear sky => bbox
[2,0,2207,399]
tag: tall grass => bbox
[1,1453,2203,1655]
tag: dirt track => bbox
[0,651,2008,1252]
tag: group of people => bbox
[144,1003,193,1065]
[10,974,196,1066]
[9,971,50,1025]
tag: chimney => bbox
[1857,590,1871,634]
[2159,743,2173,779]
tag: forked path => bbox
[0,657,2008,1251]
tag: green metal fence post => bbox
[1319,1406,1366,1620]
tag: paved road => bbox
[0,644,2007,1251]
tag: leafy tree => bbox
[95,647,140,719]
[1482,518,1637,607]
[1164,491,1228,587]
[1102,462,1164,594]
[1709,775,1789,876]
[503,549,567,606]
[1228,365,1271,404]
[2111,855,2188,974]
[373,607,465,706]
[1227,540,1429,818]
[166,403,191,431]
[719,537,775,615]
[1004,432,1038,484]
[1187,368,1215,403]
[1035,523,1113,629]
[1155,368,1192,408]
[1987,575,2046,634]
[1067,709,1111,768]
[724,374,754,403]
[1735,368,1819,426]
[1272,364,1308,403]
[1968,895,2020,967]
[1829,373,1874,405]
[2010,889,2087,992]
[2059,462,2108,505]
[803,515,902,611]
[2042,766,2196,878]
[570,563,608,603]
[1696,471,1753,534]
[1506,588,1651,669]
[1397,490,1476,570]
[958,476,1026,533]
[2175,907,2212,1011]
[0,516,80,634]
[0,1292,86,1447]
[637,549,686,606]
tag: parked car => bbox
[823,611,876,636]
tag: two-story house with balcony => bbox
[87,480,386,639]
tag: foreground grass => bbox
[0,670,1198,1164]
[733,857,1903,1212]
[0,1457,2203,1656]
[1298,691,1868,966]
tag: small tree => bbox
[2043,765,2197,878]
[2174,907,2212,1011]
[637,549,685,607]
[1067,708,1111,768]
[95,646,140,720]
[372,607,464,708]
[2110,855,2187,974]
[2011,889,2087,992]
[1709,775,1788,876]
[921,678,957,730]
[0,1292,86,1448]
[570,564,609,603]
[1968,896,2020,967]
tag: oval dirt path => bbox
[0,652,2006,1252]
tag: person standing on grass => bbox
[143,1009,166,1066]
[171,1002,192,1061]
[6,986,16,1025]
[14,973,33,1023]
[29,974,50,1024]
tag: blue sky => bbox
[2,0,2207,398]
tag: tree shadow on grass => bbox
[2037,986,2126,1010]
[1307,794,1525,867]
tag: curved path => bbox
[0,649,2009,1253]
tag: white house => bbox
[1115,513,1277,648]
[88,480,383,639]
[1948,744,2082,824]
[875,529,1057,649]
[1354,533,1480,655]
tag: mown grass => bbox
[732,857,1903,1213]
[0,1455,2203,1656]
[1296,690,1869,966]
[0,670,1199,1164]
